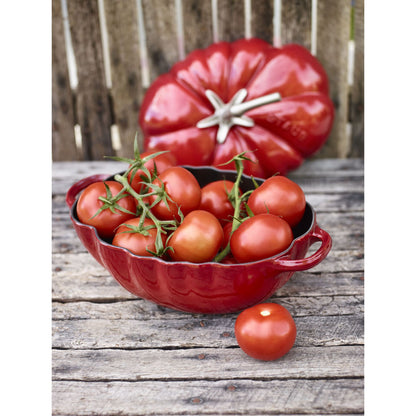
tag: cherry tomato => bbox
[230,214,293,263]
[247,176,306,227]
[168,210,223,263]
[235,303,297,361]
[199,180,239,225]
[128,150,176,193]
[112,217,166,257]
[76,181,137,240]
[148,167,201,221]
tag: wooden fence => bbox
[52,0,364,161]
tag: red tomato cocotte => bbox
[230,214,293,263]
[140,38,334,178]
[235,303,297,361]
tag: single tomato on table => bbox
[230,213,293,263]
[235,303,297,361]
[112,217,166,257]
[168,210,223,263]
[76,181,137,240]
[247,175,305,227]
[148,166,201,221]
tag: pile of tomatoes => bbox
[76,149,306,265]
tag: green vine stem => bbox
[114,174,177,257]
[214,153,254,262]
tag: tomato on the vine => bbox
[128,150,176,194]
[247,175,305,227]
[148,166,201,221]
[199,180,239,225]
[230,213,293,263]
[168,210,223,263]
[234,303,297,361]
[76,181,137,240]
[112,217,166,257]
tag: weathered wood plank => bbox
[67,0,114,159]
[52,0,79,161]
[281,0,312,49]
[52,378,364,415]
[51,157,364,182]
[350,0,364,157]
[52,293,363,320]
[142,0,179,81]
[103,0,143,157]
[51,159,364,196]
[217,0,245,42]
[182,0,213,54]
[315,0,351,158]
[250,0,273,43]
[52,313,363,349]
[53,345,363,381]
[52,265,364,302]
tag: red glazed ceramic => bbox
[139,39,334,178]
[66,166,332,314]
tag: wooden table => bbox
[52,158,364,416]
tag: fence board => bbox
[52,0,78,161]
[103,0,143,157]
[142,0,180,82]
[217,0,245,41]
[67,0,114,159]
[315,0,351,158]
[281,0,312,49]
[182,0,214,54]
[250,0,273,43]
[350,0,364,157]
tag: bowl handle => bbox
[273,225,332,271]
[66,174,110,209]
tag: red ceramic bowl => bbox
[66,166,332,314]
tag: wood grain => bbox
[350,0,364,157]
[142,0,180,81]
[53,378,363,415]
[315,0,351,158]
[217,0,245,42]
[182,0,213,54]
[67,0,114,159]
[52,0,79,161]
[103,0,143,157]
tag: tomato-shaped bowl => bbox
[66,166,332,314]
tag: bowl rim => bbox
[69,166,316,267]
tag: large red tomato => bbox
[127,150,176,194]
[139,38,334,178]
[76,181,137,240]
[230,214,293,263]
[247,175,305,227]
[199,180,238,225]
[235,303,297,361]
[168,210,223,263]
[112,217,166,257]
[148,167,201,221]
